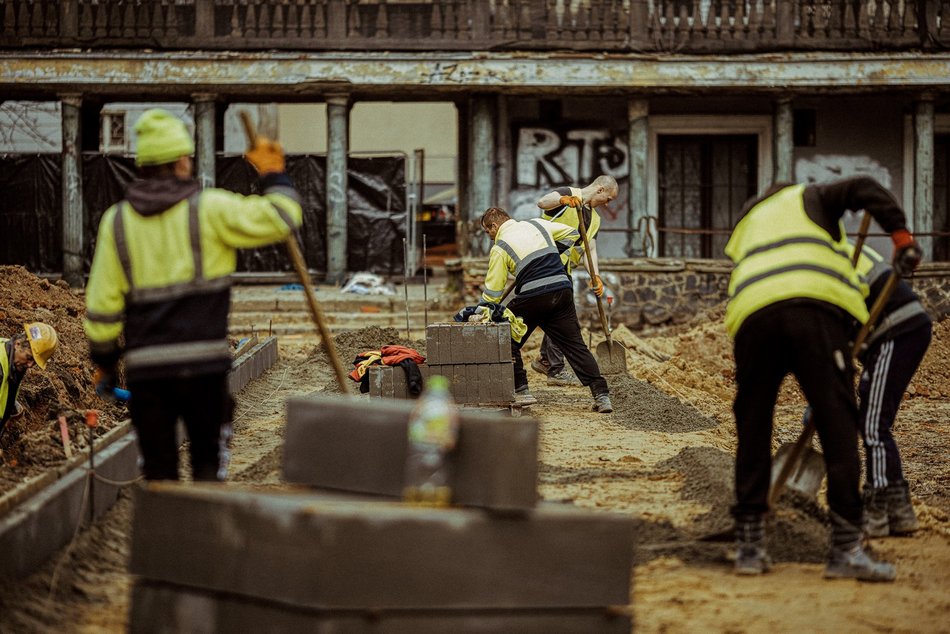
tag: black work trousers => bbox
[508,288,608,397]
[732,300,862,526]
[128,372,234,481]
[539,334,566,376]
[858,321,932,489]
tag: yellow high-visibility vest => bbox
[725,184,869,336]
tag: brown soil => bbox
[1,288,949,633]
[0,266,126,492]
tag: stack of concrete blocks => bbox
[369,322,514,405]
[127,396,634,633]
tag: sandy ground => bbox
[1,307,949,633]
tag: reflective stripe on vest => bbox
[0,339,10,422]
[725,184,869,336]
[113,193,229,303]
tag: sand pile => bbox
[908,316,950,398]
[656,446,829,563]
[607,374,717,433]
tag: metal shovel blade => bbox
[596,339,627,374]
[770,441,826,502]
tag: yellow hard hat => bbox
[23,322,58,369]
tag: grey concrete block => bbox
[284,395,537,510]
[0,432,140,579]
[130,581,632,634]
[130,484,634,609]
[497,323,510,363]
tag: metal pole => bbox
[423,233,429,327]
[403,238,411,340]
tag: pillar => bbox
[914,95,935,259]
[773,97,794,183]
[456,100,470,257]
[495,95,511,212]
[326,93,350,283]
[470,95,495,255]
[61,94,84,288]
[193,94,216,189]
[470,95,495,215]
[627,99,649,257]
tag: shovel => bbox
[574,202,627,374]
[239,111,350,393]
[768,220,900,507]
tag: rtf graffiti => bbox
[516,127,628,188]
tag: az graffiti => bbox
[516,127,628,189]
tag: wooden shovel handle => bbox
[238,110,350,394]
[575,203,611,342]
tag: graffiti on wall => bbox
[509,125,631,257]
[795,154,892,188]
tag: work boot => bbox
[824,511,896,582]
[513,385,538,406]
[592,394,613,414]
[547,369,581,387]
[885,480,920,535]
[530,358,550,376]
[863,486,889,538]
[733,514,772,575]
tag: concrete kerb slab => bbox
[0,426,139,579]
[130,483,635,610]
[284,395,538,511]
[228,336,279,394]
[130,580,633,634]
[0,334,281,581]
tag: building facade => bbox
[1,0,949,286]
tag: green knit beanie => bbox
[134,108,195,167]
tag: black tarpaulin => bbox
[0,153,406,276]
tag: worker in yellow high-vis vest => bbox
[725,176,921,582]
[532,175,618,386]
[84,109,302,482]
[0,323,58,441]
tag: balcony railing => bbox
[1,1,946,53]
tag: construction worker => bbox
[532,175,619,386]
[851,241,931,537]
[725,176,920,582]
[0,323,58,439]
[84,108,302,481]
[480,207,613,413]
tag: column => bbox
[193,94,216,189]
[627,99,649,257]
[773,97,794,183]
[914,95,935,259]
[61,94,84,288]
[326,93,350,284]
[470,95,495,255]
[495,95,511,212]
[456,100,470,257]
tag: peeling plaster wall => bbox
[793,96,908,255]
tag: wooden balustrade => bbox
[0,0,944,52]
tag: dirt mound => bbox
[656,446,829,563]
[332,326,426,367]
[0,266,126,493]
[908,316,950,399]
[607,374,717,433]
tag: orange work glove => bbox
[891,228,922,276]
[589,274,604,297]
[558,195,583,209]
[245,138,285,175]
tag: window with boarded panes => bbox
[658,134,758,258]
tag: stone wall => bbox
[450,258,950,331]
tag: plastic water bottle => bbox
[402,375,459,506]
